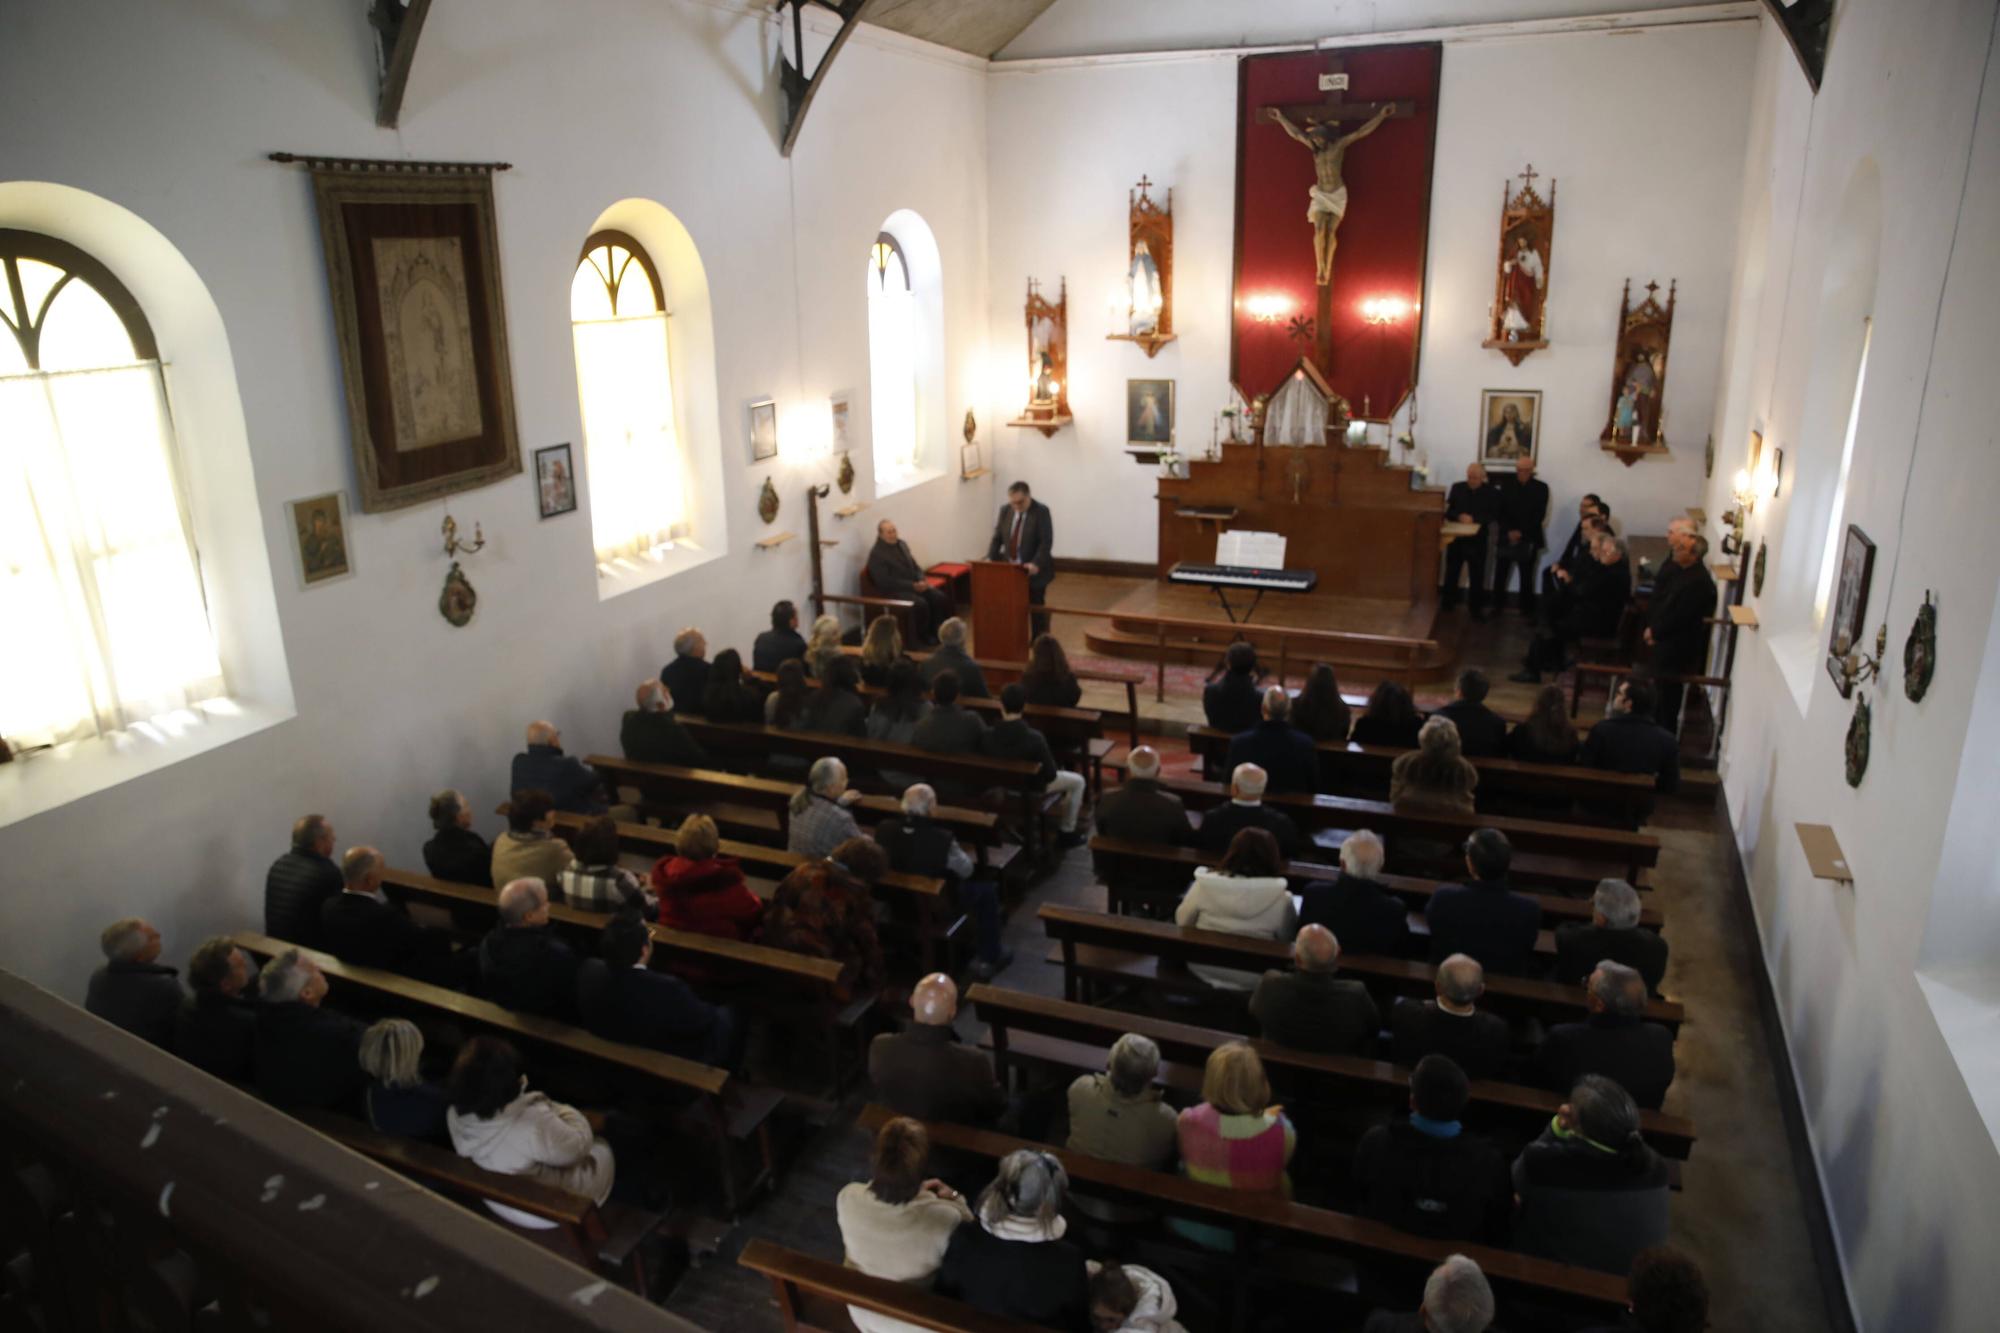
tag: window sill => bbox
[595,541,725,602]
[1915,967,2000,1151]
[876,465,948,500]
[0,697,295,830]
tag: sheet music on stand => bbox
[1217,530,1287,570]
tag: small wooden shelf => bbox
[959,467,991,482]
[1713,562,1741,582]
[754,532,797,550]
[1600,439,1671,467]
[1794,823,1854,887]
[1106,331,1178,358]
[1728,604,1760,628]
[1007,412,1073,439]
[1686,506,1708,526]
[1481,337,1548,367]
[831,502,869,519]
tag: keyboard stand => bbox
[1207,585,1266,624]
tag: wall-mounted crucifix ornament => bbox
[1481,163,1557,365]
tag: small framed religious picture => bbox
[1479,388,1540,463]
[1127,378,1175,447]
[748,397,779,463]
[286,490,354,588]
[534,443,577,519]
[961,440,983,479]
[1825,524,1878,696]
[830,395,853,454]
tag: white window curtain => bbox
[868,278,919,481]
[572,312,685,564]
[0,361,223,746]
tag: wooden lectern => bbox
[970,561,1032,663]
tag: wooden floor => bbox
[1082,578,1439,642]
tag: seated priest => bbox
[1514,531,1631,684]
[1442,462,1501,620]
[866,518,955,646]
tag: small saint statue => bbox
[1265,103,1395,287]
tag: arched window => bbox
[867,232,919,486]
[867,211,945,496]
[0,229,222,747]
[571,229,685,563]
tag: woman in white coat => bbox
[445,1036,615,1228]
[836,1116,974,1333]
[1176,827,1298,989]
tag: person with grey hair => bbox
[1298,828,1411,959]
[659,625,710,711]
[868,973,1006,1126]
[1067,1033,1178,1170]
[477,878,580,1020]
[1095,744,1194,847]
[1222,684,1319,794]
[788,756,865,857]
[423,787,493,889]
[1391,715,1479,815]
[1362,1252,1496,1333]
[84,917,181,1048]
[511,720,609,815]
[1249,922,1380,1055]
[253,949,365,1111]
[264,812,341,947]
[867,516,955,645]
[1195,762,1303,858]
[175,938,258,1080]
[937,1149,1090,1329]
[621,677,707,766]
[321,844,451,978]
[359,1017,450,1142]
[876,785,1011,979]
[1643,525,1717,729]
[1514,1073,1672,1273]
[1537,960,1677,1109]
[1389,953,1513,1081]
[1554,878,1668,994]
[918,617,990,699]
[1514,526,1631,683]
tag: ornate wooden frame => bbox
[1599,278,1677,466]
[1108,177,1175,357]
[1008,277,1072,437]
[304,162,522,512]
[1482,165,1556,365]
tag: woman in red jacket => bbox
[652,815,762,943]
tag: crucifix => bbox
[1261,58,1415,369]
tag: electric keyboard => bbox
[1168,563,1317,593]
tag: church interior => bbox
[5,0,2000,1328]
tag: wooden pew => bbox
[294,1110,667,1296]
[854,1105,1629,1326]
[964,985,1694,1162]
[380,866,873,1094]
[229,932,782,1215]
[739,1237,1046,1333]
[1087,836,1666,933]
[669,715,1054,856]
[1037,905,1684,1036]
[582,754,1008,868]
[542,813,958,975]
[748,668,1106,761]
[1184,727,1656,828]
[832,641,1146,752]
[1162,779,1662,890]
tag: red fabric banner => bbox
[1231,45,1442,419]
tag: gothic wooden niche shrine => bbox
[1108,177,1175,357]
[1482,164,1556,365]
[1009,278,1072,437]
[1600,278,1677,465]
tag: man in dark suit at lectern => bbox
[987,481,1055,636]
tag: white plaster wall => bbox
[985,20,1755,564]
[0,0,994,995]
[1694,3,2000,1328]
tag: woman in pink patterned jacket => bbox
[1168,1043,1295,1251]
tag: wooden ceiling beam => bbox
[778,0,881,157]
[371,0,434,129]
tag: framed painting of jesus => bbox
[309,167,522,512]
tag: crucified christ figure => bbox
[1265,103,1394,287]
